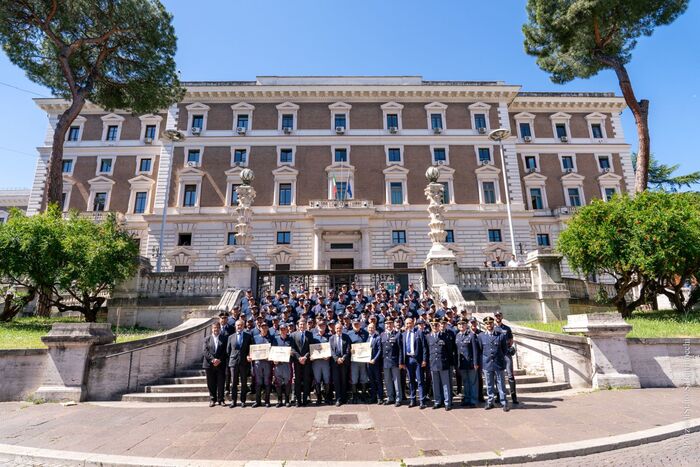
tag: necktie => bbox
[213,336,218,352]
[300,332,305,347]
[336,336,341,354]
[237,333,242,348]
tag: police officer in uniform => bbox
[330,322,352,406]
[426,319,453,410]
[494,311,519,405]
[469,317,485,403]
[311,318,333,405]
[455,318,479,407]
[272,322,293,407]
[347,319,369,403]
[366,322,383,404]
[380,318,403,406]
[249,322,275,408]
[476,316,510,412]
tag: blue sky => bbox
[0,0,698,189]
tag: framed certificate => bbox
[268,346,292,363]
[310,342,331,360]
[351,342,371,363]
[249,343,271,361]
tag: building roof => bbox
[0,189,30,208]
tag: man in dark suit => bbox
[330,322,352,406]
[495,311,519,405]
[426,319,454,410]
[291,318,313,406]
[381,318,403,406]
[455,318,479,407]
[400,317,427,409]
[217,313,234,398]
[203,322,228,406]
[227,319,252,408]
[476,315,511,412]
[366,322,383,404]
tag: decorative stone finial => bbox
[240,168,255,186]
[425,166,440,183]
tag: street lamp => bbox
[488,128,517,259]
[156,129,186,273]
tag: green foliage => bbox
[523,0,689,84]
[0,0,184,114]
[632,153,700,192]
[0,209,139,321]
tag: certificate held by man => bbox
[351,342,371,362]
[249,343,271,361]
[268,346,291,362]
[309,342,331,360]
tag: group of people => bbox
[202,283,518,412]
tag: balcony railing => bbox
[138,272,226,297]
[459,267,533,292]
[308,199,374,209]
[62,211,120,222]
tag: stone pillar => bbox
[35,323,115,402]
[525,250,570,322]
[564,313,641,389]
[224,169,258,292]
[423,167,457,288]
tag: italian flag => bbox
[332,175,338,199]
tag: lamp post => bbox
[488,128,517,259]
[155,129,185,272]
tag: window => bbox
[334,181,348,200]
[488,229,502,243]
[187,150,200,164]
[390,182,404,205]
[230,184,239,206]
[474,114,487,129]
[562,156,574,170]
[236,114,249,129]
[430,113,443,130]
[183,184,197,207]
[392,230,406,244]
[433,148,446,163]
[386,113,399,129]
[61,193,67,210]
[334,114,347,128]
[482,181,497,204]
[445,229,454,243]
[67,126,80,142]
[106,125,118,141]
[279,183,292,206]
[227,232,237,246]
[139,158,152,173]
[568,187,582,207]
[281,114,294,129]
[233,149,247,165]
[93,192,107,212]
[174,265,190,273]
[334,148,348,163]
[388,148,401,163]
[133,192,148,214]
[524,156,537,170]
[555,123,567,138]
[530,188,544,210]
[99,158,113,174]
[62,159,73,173]
[280,148,293,164]
[440,182,450,204]
[604,187,616,201]
[536,233,551,247]
[478,148,491,164]
[276,231,291,245]
[177,233,192,246]
[191,115,204,130]
[598,156,611,170]
[591,123,603,139]
[145,125,157,140]
[519,122,532,138]
[330,243,353,250]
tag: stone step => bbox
[122,392,211,403]
[176,368,529,378]
[160,376,206,385]
[511,375,548,384]
[511,381,570,393]
[147,384,207,393]
[513,369,526,376]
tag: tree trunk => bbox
[36,285,53,317]
[44,96,87,209]
[0,288,37,322]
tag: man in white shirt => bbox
[507,254,520,268]
[203,323,227,407]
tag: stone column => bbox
[563,313,641,389]
[423,167,457,287]
[225,169,258,292]
[35,323,115,402]
[525,250,570,322]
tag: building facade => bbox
[29,76,633,276]
[0,189,29,224]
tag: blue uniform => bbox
[347,328,369,385]
[366,332,383,402]
[477,331,510,407]
[455,330,479,406]
[426,331,453,408]
[381,329,403,403]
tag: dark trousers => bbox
[224,365,232,393]
[367,362,383,401]
[230,363,249,404]
[405,357,425,403]
[205,365,226,402]
[332,362,349,402]
[293,361,312,402]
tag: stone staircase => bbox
[121,367,570,403]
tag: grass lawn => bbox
[0,316,162,350]
[518,309,700,338]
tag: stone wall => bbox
[0,349,48,402]
[628,338,700,388]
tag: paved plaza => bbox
[0,388,697,463]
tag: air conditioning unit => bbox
[388,126,399,134]
[283,127,293,134]
[478,127,487,134]
[527,167,537,173]
[523,136,532,143]
[335,126,345,134]
[565,168,574,173]
[144,137,153,144]
[560,136,568,143]
[191,127,201,135]
[236,127,247,135]
[186,161,200,168]
[433,127,443,134]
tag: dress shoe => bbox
[432,404,442,410]
[408,400,416,408]
[295,401,302,407]
[335,401,342,407]
[377,400,384,405]
[503,404,510,412]
[229,402,237,409]
[419,403,427,410]
[209,401,216,407]
[484,403,495,410]
[445,405,452,411]
[276,401,283,408]
[240,401,246,408]
[395,401,401,408]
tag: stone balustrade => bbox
[459,267,533,292]
[138,272,226,297]
[308,199,374,209]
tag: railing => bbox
[564,277,616,301]
[62,211,120,222]
[308,199,374,209]
[138,272,226,297]
[459,267,533,292]
[553,206,582,216]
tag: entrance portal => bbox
[330,258,354,291]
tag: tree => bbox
[632,153,700,192]
[0,0,184,207]
[558,192,700,316]
[523,0,689,193]
[0,207,139,322]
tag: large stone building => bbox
[0,189,29,224]
[29,76,633,278]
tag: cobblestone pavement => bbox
[502,430,699,466]
[0,388,696,462]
